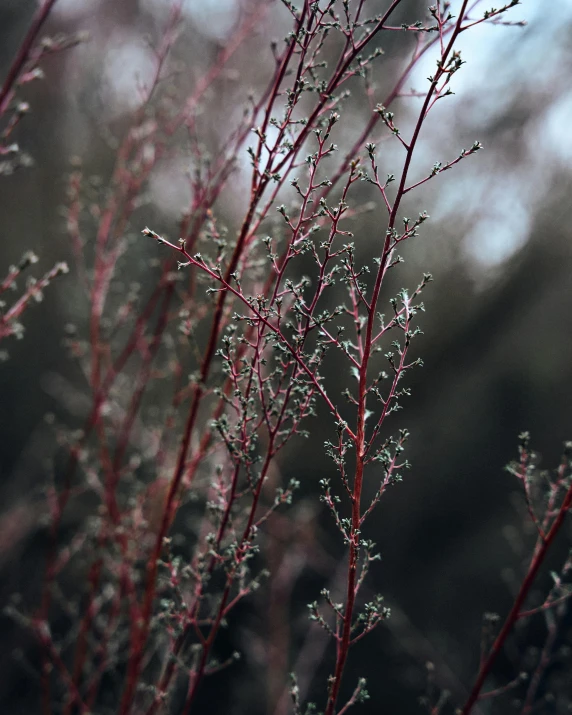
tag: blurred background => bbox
[1,0,572,713]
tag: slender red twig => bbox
[0,0,59,116]
[461,478,572,714]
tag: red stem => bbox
[0,0,59,116]
[324,3,471,711]
[461,480,572,714]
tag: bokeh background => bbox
[1,1,572,713]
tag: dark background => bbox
[1,1,572,713]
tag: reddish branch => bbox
[0,0,59,116]
[324,2,471,711]
[24,0,531,713]
[461,465,572,713]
